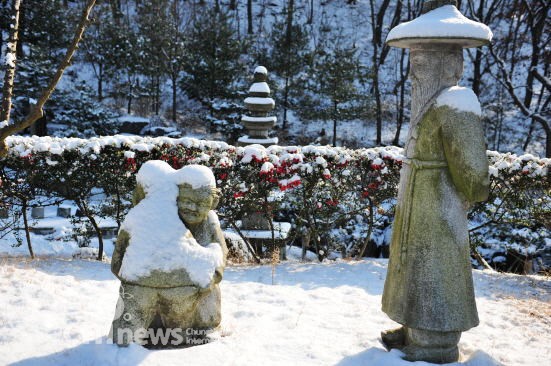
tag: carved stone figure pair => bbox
[109,2,492,362]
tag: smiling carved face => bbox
[177,184,215,225]
[410,46,463,86]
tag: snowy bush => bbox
[1,135,549,270]
[469,151,551,273]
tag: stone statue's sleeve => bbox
[111,184,144,279]
[208,211,228,261]
[132,183,146,206]
[208,211,228,283]
[111,229,130,279]
[440,107,490,204]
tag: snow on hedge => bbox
[5,135,548,179]
[486,150,550,178]
[6,135,231,157]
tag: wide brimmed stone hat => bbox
[386,0,492,49]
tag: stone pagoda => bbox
[238,66,278,146]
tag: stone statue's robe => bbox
[382,91,489,332]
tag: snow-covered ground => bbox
[1,254,549,366]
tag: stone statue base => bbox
[381,326,461,364]
[111,283,221,347]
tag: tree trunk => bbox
[0,0,21,124]
[21,200,34,259]
[97,62,103,101]
[155,75,161,115]
[393,49,408,146]
[15,0,24,58]
[547,131,551,159]
[472,48,482,96]
[110,0,122,23]
[127,75,133,114]
[282,76,289,129]
[472,247,493,271]
[369,0,384,146]
[332,100,338,147]
[301,230,310,261]
[373,69,382,145]
[115,188,122,230]
[523,118,536,151]
[172,73,177,122]
[356,200,374,259]
[79,201,104,261]
[283,0,294,129]
[247,0,253,34]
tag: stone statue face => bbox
[177,184,215,225]
[410,51,434,84]
[410,48,463,85]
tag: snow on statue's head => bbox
[175,165,220,226]
[135,162,219,226]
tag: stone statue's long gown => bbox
[382,90,489,332]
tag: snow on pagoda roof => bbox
[386,5,492,49]
[244,97,275,106]
[254,66,268,75]
[242,115,277,123]
[238,136,279,146]
[249,82,270,94]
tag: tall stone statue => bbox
[110,162,228,347]
[380,1,492,363]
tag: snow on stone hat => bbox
[386,0,492,49]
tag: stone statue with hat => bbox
[380,0,492,363]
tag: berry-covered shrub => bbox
[1,135,549,271]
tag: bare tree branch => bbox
[488,41,551,157]
[532,68,551,92]
[488,44,549,131]
[0,0,97,157]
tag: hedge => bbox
[1,136,549,272]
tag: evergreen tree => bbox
[182,8,244,107]
[81,2,120,101]
[50,82,117,137]
[300,40,368,147]
[13,0,71,99]
[135,0,172,116]
[268,12,310,129]
[105,18,140,115]
[162,0,188,122]
[0,0,12,50]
